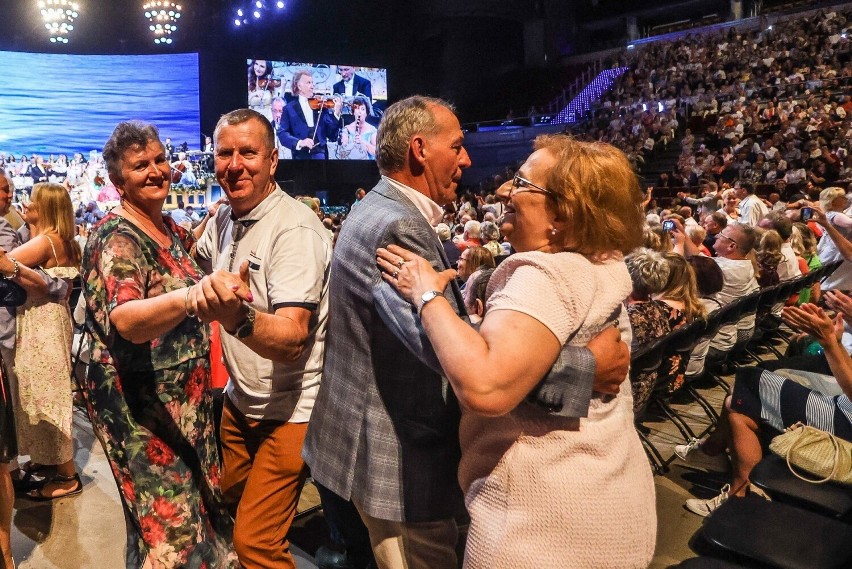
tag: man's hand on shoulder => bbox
[587,326,628,395]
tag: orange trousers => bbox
[219,397,308,569]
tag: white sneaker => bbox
[685,484,730,517]
[675,437,703,461]
[674,438,731,471]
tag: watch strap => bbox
[418,290,443,315]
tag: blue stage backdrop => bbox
[0,51,200,156]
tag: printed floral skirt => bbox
[85,357,237,569]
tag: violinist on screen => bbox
[280,69,343,160]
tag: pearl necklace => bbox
[116,201,172,249]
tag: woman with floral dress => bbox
[82,121,237,568]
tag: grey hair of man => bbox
[102,120,161,184]
[375,95,455,175]
[728,222,757,255]
[214,108,275,153]
[0,169,13,194]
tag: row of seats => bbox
[632,259,843,474]
[635,260,852,568]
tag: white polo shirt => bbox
[197,186,332,422]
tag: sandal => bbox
[25,473,83,501]
[11,464,51,492]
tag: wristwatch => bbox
[233,305,257,339]
[418,290,443,314]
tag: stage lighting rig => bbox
[233,1,285,27]
[38,0,80,44]
[143,1,182,45]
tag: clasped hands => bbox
[186,260,254,332]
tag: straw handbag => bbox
[769,422,852,485]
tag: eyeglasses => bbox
[509,174,555,200]
[717,231,739,247]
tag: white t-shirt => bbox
[196,187,332,422]
[710,256,759,351]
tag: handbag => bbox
[768,422,852,486]
[0,279,26,308]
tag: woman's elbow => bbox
[110,316,150,344]
[456,388,516,417]
[116,326,151,344]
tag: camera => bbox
[801,207,813,222]
[662,220,676,232]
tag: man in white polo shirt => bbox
[193,108,332,569]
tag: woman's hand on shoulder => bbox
[377,244,456,306]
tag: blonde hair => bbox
[757,229,784,270]
[660,252,707,320]
[533,135,644,256]
[30,182,81,266]
[791,222,817,257]
[685,224,707,247]
[820,186,848,212]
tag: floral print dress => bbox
[627,299,687,411]
[82,213,236,569]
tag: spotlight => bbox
[253,10,260,17]
[277,1,284,7]
[38,0,80,43]
[256,0,262,7]
[237,8,243,16]
[235,18,241,25]
[143,1,182,45]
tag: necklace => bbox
[116,202,172,249]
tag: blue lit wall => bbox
[0,51,200,156]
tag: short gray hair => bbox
[625,248,671,298]
[435,223,451,241]
[214,108,275,153]
[375,96,454,174]
[463,220,481,239]
[480,220,499,241]
[0,169,13,193]
[102,120,161,183]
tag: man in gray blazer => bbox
[303,96,629,569]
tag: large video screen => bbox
[247,60,387,161]
[0,51,201,156]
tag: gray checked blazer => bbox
[303,179,467,523]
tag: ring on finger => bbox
[397,259,405,268]
[392,270,399,279]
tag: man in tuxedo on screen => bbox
[279,69,342,160]
[333,65,373,103]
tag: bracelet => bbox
[1,257,19,280]
[184,286,197,318]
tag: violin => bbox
[308,96,338,111]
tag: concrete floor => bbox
[10,371,742,568]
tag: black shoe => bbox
[315,545,354,569]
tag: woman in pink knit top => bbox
[377,134,657,568]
